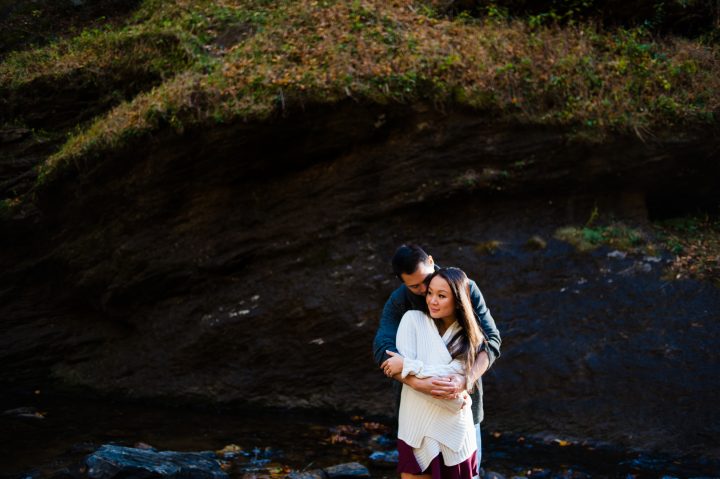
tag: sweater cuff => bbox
[402,358,424,379]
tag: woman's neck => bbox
[436,315,457,335]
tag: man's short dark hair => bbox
[392,244,430,278]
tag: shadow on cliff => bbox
[1,102,719,459]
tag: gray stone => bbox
[484,472,507,479]
[85,444,228,479]
[287,470,327,479]
[607,250,627,259]
[526,235,547,250]
[324,463,370,479]
[3,406,45,419]
[368,450,399,467]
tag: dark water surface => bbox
[1,386,718,479]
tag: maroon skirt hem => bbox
[396,439,477,479]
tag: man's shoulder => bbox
[388,284,410,303]
[467,278,482,295]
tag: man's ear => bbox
[427,255,434,266]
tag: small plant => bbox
[474,240,502,255]
[654,216,720,284]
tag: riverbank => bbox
[1,385,718,479]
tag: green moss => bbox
[474,240,503,255]
[554,223,650,253]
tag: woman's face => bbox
[426,275,456,320]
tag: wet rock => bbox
[287,470,327,479]
[3,406,45,419]
[368,450,399,467]
[527,469,551,479]
[50,464,87,479]
[553,470,591,479]
[17,470,41,479]
[85,444,228,478]
[323,462,370,479]
[371,434,395,447]
[484,472,507,479]
[607,250,627,259]
[68,442,99,455]
[525,235,547,250]
[617,261,652,275]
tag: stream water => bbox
[1,386,717,479]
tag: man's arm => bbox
[372,289,405,366]
[468,280,501,381]
[395,373,467,412]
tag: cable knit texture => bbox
[396,310,477,470]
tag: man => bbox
[372,244,502,471]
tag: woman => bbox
[382,267,487,479]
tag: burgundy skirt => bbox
[396,439,477,479]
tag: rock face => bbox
[1,102,719,457]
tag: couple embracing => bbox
[373,244,502,479]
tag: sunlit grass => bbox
[1,0,718,185]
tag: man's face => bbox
[400,259,435,296]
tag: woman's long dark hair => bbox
[424,267,487,392]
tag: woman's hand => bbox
[430,374,466,399]
[381,350,404,377]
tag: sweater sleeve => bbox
[469,280,501,370]
[402,358,465,379]
[395,310,418,362]
[372,288,407,366]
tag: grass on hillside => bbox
[0,0,718,186]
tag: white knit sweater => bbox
[396,310,477,470]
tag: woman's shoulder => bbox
[400,309,430,324]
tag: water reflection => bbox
[0,387,717,478]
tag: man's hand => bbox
[430,374,465,399]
